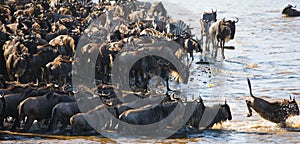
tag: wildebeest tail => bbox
[48,106,57,132]
[247,78,255,98]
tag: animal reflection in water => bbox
[246,78,300,126]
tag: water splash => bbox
[286,116,300,128]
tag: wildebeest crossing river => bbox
[1,0,300,143]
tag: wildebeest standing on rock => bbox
[246,78,300,126]
[282,4,300,17]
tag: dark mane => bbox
[206,103,232,128]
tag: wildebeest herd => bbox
[0,0,298,139]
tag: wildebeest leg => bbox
[246,100,253,117]
[161,68,172,92]
[136,69,142,86]
[279,122,287,128]
[206,36,210,53]
[0,115,4,128]
[10,117,19,131]
[214,42,218,58]
[166,77,172,92]
[57,120,69,134]
[221,40,225,59]
[48,115,57,132]
[189,51,194,63]
[104,64,109,84]
[0,116,4,128]
[186,52,190,66]
[11,111,25,131]
[200,35,204,51]
[23,116,34,132]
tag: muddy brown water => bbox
[2,0,300,143]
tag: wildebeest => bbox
[70,104,116,135]
[49,35,76,56]
[184,97,205,129]
[11,92,74,132]
[48,102,80,134]
[208,18,238,59]
[200,9,217,52]
[246,78,300,126]
[45,55,73,85]
[116,36,189,92]
[183,38,202,62]
[0,89,39,129]
[6,52,29,81]
[201,102,232,129]
[0,82,34,95]
[282,4,300,17]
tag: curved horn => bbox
[235,17,239,23]
[72,88,79,94]
[293,96,296,101]
[290,95,292,100]
[103,92,111,97]
[294,5,297,8]
[165,61,170,66]
[222,17,226,23]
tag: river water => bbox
[158,0,300,143]
[2,0,300,143]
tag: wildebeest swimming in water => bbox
[282,4,300,17]
[246,78,300,126]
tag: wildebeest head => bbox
[202,9,217,22]
[47,92,75,106]
[13,53,30,79]
[282,4,296,14]
[188,38,203,53]
[221,18,239,39]
[283,96,300,117]
[282,4,300,17]
[219,101,232,121]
